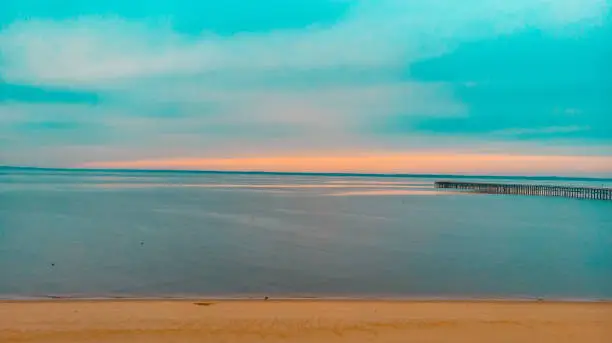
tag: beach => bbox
[1,300,610,342]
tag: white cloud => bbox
[0,0,606,87]
[0,17,397,87]
[0,81,465,152]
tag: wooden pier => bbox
[434,181,612,200]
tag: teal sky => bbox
[1,0,611,175]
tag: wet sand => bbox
[1,300,610,342]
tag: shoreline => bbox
[2,294,612,303]
[0,297,612,304]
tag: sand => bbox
[1,300,610,342]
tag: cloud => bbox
[0,0,609,173]
[0,17,397,87]
[0,84,464,157]
[0,0,607,87]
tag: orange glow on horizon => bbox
[78,152,612,175]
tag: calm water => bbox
[1,169,611,300]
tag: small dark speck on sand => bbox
[194,302,213,306]
[265,296,269,301]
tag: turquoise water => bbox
[1,169,611,300]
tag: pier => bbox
[434,181,612,200]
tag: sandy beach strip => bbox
[1,299,610,342]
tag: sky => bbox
[1,0,611,176]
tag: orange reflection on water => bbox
[90,183,426,189]
[327,189,462,196]
[325,180,430,185]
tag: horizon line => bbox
[2,165,612,182]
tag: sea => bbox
[1,168,611,301]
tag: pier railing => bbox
[434,181,612,200]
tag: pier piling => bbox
[434,181,611,201]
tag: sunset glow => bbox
[80,153,612,176]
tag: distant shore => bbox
[2,299,610,343]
